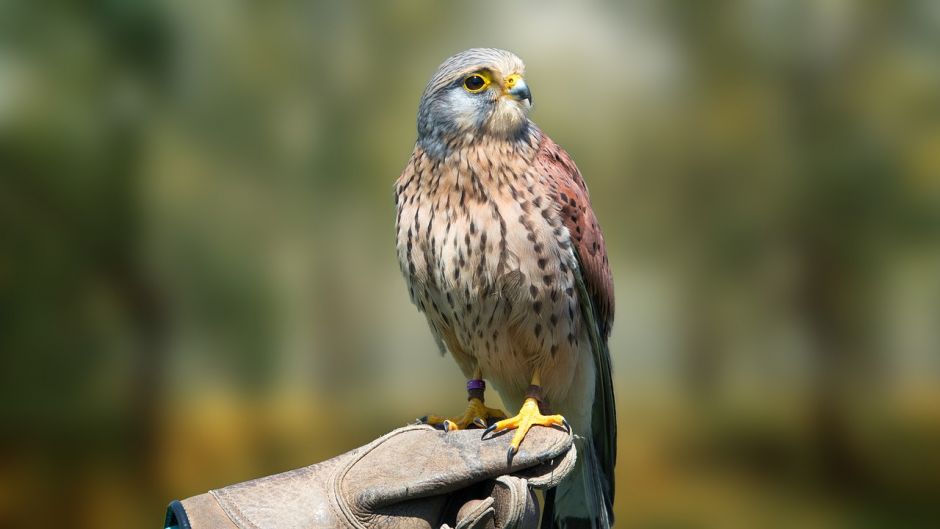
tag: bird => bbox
[394,48,616,528]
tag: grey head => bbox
[417,48,533,157]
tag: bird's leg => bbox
[421,368,507,431]
[482,372,570,460]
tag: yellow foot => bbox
[482,397,570,460]
[421,398,507,431]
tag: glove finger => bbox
[512,435,578,490]
[491,476,539,529]
[454,496,495,529]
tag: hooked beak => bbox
[504,74,532,106]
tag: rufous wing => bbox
[535,137,614,338]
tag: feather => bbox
[534,139,614,338]
[536,136,616,528]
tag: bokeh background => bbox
[2,1,940,527]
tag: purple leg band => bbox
[467,379,485,401]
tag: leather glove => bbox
[165,424,576,529]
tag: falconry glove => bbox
[165,424,576,529]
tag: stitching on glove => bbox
[210,488,259,529]
[494,475,528,527]
[454,497,495,529]
[331,425,431,528]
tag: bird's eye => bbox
[463,74,488,92]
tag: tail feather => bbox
[542,436,612,529]
[588,337,616,524]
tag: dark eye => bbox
[464,74,486,92]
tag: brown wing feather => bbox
[535,136,615,338]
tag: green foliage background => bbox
[2,1,939,527]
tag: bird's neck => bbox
[417,122,542,163]
[409,126,544,196]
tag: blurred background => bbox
[2,0,939,527]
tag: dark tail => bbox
[544,251,616,528]
[541,436,613,529]
[542,336,616,528]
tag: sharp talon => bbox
[473,417,487,429]
[482,424,497,439]
[419,416,428,424]
[443,420,455,432]
[507,444,517,465]
[562,417,571,433]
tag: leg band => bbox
[525,384,552,413]
[524,384,543,401]
[467,379,485,401]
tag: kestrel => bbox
[394,48,616,528]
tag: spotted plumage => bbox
[394,49,615,528]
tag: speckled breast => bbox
[395,140,587,406]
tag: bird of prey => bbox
[394,48,616,528]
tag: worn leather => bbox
[172,424,576,529]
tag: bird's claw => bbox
[481,397,570,463]
[423,398,507,432]
[482,423,497,439]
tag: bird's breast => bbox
[395,146,587,406]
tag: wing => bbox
[535,135,617,527]
[535,137,614,338]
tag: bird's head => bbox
[417,48,533,153]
